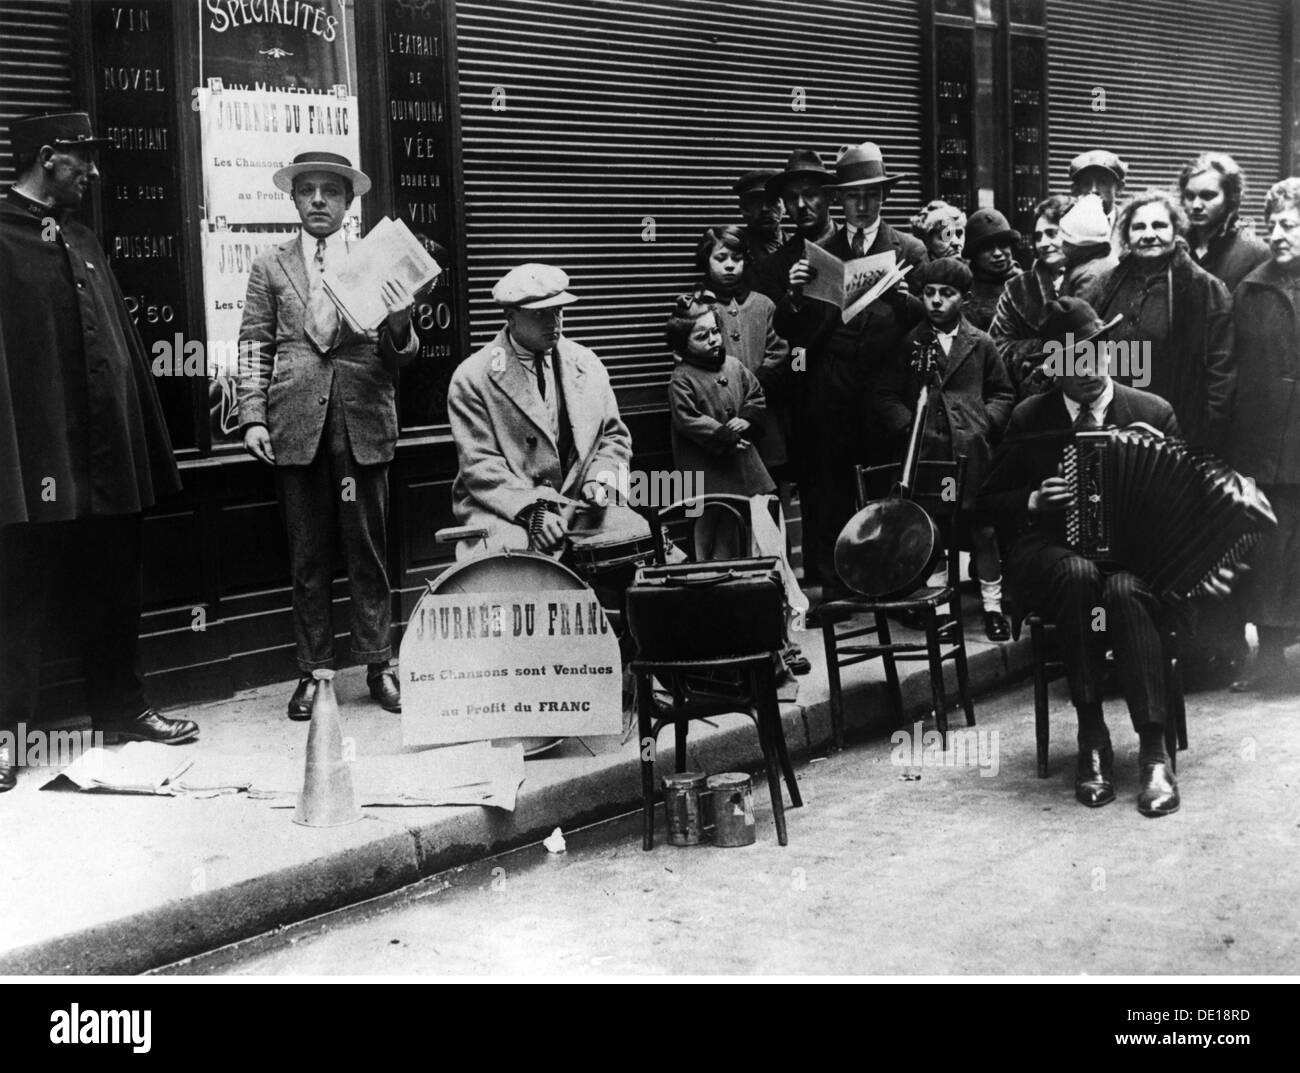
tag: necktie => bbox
[306,236,340,353]
[533,352,547,400]
[851,227,866,257]
[1073,404,1102,430]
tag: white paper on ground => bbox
[174,740,527,812]
[43,742,195,794]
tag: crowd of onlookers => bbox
[663,141,1300,695]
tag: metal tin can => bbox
[662,771,708,846]
[707,772,756,847]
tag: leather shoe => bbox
[1074,744,1115,807]
[287,675,318,720]
[1137,758,1180,817]
[781,644,812,676]
[99,709,199,746]
[983,610,1010,642]
[0,757,16,793]
[368,667,402,713]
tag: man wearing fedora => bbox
[977,297,1188,817]
[237,151,417,719]
[767,144,925,601]
[446,263,648,556]
[0,112,199,791]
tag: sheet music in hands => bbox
[322,216,442,332]
[802,242,913,324]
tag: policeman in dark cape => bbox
[0,112,198,793]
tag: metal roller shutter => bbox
[0,0,73,190]
[456,0,924,410]
[1047,0,1285,220]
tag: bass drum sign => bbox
[411,550,594,757]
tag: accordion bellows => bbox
[1062,428,1277,598]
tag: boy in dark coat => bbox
[875,258,1015,640]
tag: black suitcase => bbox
[626,557,785,661]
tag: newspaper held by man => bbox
[322,216,442,332]
[802,242,913,323]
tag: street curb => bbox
[0,632,1030,974]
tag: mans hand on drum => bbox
[526,478,614,552]
[530,507,569,552]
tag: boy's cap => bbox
[913,256,972,293]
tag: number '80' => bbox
[415,302,453,332]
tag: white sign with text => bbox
[399,589,623,747]
[198,87,362,224]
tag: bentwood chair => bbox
[631,494,803,849]
[815,458,977,750]
[1019,609,1188,778]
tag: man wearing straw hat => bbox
[769,143,925,604]
[237,150,417,719]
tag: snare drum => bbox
[567,529,658,582]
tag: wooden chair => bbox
[1021,609,1188,778]
[633,495,803,849]
[816,458,976,750]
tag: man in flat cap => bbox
[1069,149,1128,221]
[447,264,648,556]
[238,150,417,719]
[733,169,785,293]
[766,144,925,604]
[0,112,198,791]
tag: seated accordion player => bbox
[1062,426,1277,600]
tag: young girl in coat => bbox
[874,257,1016,641]
[666,291,774,560]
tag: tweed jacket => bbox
[236,234,418,466]
[447,327,636,548]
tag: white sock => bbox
[980,576,1003,613]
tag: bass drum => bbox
[414,550,594,758]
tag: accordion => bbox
[1062,428,1276,599]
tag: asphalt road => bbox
[160,679,1300,977]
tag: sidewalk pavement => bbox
[0,597,1033,974]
